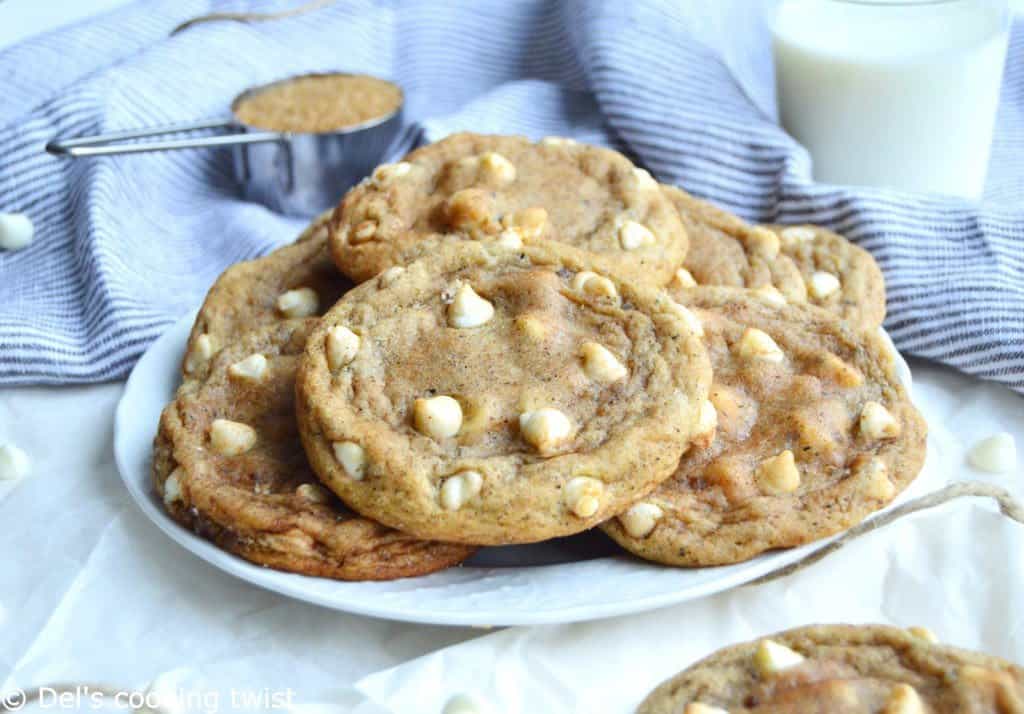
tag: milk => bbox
[773,0,1009,199]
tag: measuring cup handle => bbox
[45,119,283,157]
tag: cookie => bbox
[182,211,353,381]
[296,240,712,545]
[638,624,1024,713]
[602,287,926,566]
[329,133,689,286]
[666,186,886,328]
[155,320,474,580]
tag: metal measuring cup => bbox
[45,72,405,217]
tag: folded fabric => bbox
[0,0,1021,393]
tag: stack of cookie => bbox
[154,133,926,580]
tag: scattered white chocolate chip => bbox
[228,353,268,381]
[779,226,816,244]
[967,432,1017,474]
[907,626,938,643]
[372,161,412,185]
[448,284,495,328]
[440,470,484,511]
[479,152,516,184]
[748,226,781,260]
[184,333,216,374]
[503,207,547,239]
[494,228,524,250]
[668,301,705,338]
[735,327,784,363]
[0,212,34,251]
[572,271,619,301]
[276,287,319,318]
[564,476,604,518]
[673,267,697,289]
[332,441,366,480]
[633,167,658,190]
[414,396,463,439]
[618,502,664,538]
[519,408,573,452]
[860,401,901,440]
[162,468,184,505]
[539,136,576,147]
[860,458,895,500]
[808,271,841,299]
[696,399,718,437]
[882,683,924,714]
[580,341,628,383]
[0,443,31,481]
[351,220,378,243]
[326,325,361,371]
[209,419,257,456]
[753,639,805,675]
[296,482,331,504]
[753,285,787,307]
[618,219,656,250]
[755,450,801,494]
[378,265,405,287]
[683,705,729,714]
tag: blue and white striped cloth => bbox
[1,0,1022,392]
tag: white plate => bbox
[114,312,913,627]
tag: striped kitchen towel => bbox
[0,0,1022,392]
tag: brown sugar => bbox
[234,73,403,133]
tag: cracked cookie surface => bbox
[155,320,474,580]
[297,240,711,545]
[603,288,926,566]
[639,624,1024,714]
[666,187,886,328]
[330,133,688,286]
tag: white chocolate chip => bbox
[378,265,405,287]
[735,327,784,363]
[479,152,516,184]
[564,476,604,518]
[748,226,781,260]
[882,684,925,714]
[859,401,901,440]
[907,626,938,643]
[228,353,268,381]
[448,284,495,328]
[209,419,257,456]
[494,228,524,250]
[502,207,547,239]
[326,325,361,371]
[163,468,184,505]
[0,443,31,481]
[618,219,656,250]
[753,639,805,675]
[332,441,366,480]
[519,408,573,453]
[372,161,412,185]
[618,502,664,538]
[808,271,841,299]
[670,301,704,338]
[414,395,463,439]
[580,341,628,383]
[860,458,895,500]
[276,287,319,318]
[696,399,717,437]
[755,450,801,494]
[683,705,729,714]
[351,220,378,243]
[184,333,216,375]
[440,470,484,511]
[572,271,619,301]
[967,432,1017,474]
[0,212,34,251]
[539,136,576,147]
[673,267,697,289]
[753,285,787,306]
[296,482,332,504]
[633,167,658,190]
[780,226,816,244]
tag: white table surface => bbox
[1,5,1023,713]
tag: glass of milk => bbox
[773,0,1010,199]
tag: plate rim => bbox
[113,311,912,627]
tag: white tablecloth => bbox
[1,357,1021,714]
